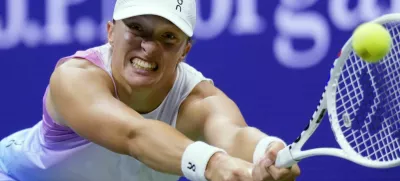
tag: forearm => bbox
[224,127,268,162]
[128,120,193,176]
[203,117,269,163]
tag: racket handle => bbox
[275,146,297,168]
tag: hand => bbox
[205,152,254,181]
[252,142,300,181]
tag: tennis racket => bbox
[275,13,400,169]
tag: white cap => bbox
[113,0,197,37]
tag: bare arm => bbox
[178,82,301,181]
[49,59,192,175]
[178,81,269,163]
[197,83,302,180]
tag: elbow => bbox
[123,120,152,159]
[123,124,143,159]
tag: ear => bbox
[107,21,115,47]
[179,41,192,62]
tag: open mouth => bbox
[130,58,158,71]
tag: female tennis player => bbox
[0,0,300,180]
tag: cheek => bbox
[111,53,124,71]
[123,32,143,47]
[164,54,183,69]
[123,32,136,44]
[164,44,185,60]
[111,33,141,65]
[114,30,140,48]
[123,32,131,40]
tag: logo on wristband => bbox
[187,162,196,172]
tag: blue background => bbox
[0,0,399,180]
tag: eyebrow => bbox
[123,16,176,27]
[116,18,191,41]
[124,18,181,32]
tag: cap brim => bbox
[113,6,193,37]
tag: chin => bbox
[125,75,160,89]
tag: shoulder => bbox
[185,80,221,101]
[177,61,227,117]
[54,43,111,71]
[51,58,115,93]
[181,80,232,116]
[178,62,213,82]
[46,58,115,126]
[57,58,102,71]
[55,58,109,79]
[175,80,225,139]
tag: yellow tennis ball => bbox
[352,23,392,63]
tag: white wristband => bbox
[181,141,226,181]
[253,136,287,164]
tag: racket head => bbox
[326,13,400,168]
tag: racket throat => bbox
[275,146,298,168]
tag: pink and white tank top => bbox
[0,43,213,181]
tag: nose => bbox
[141,39,158,56]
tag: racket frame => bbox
[275,13,400,169]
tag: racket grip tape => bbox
[275,146,297,168]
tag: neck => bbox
[115,72,177,114]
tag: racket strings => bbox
[346,122,399,160]
[335,22,400,162]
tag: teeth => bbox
[131,58,157,70]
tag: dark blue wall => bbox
[0,0,399,180]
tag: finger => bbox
[252,162,264,181]
[265,142,286,162]
[252,156,265,181]
[260,157,273,168]
[282,176,297,181]
[257,158,274,181]
[267,165,292,181]
[274,164,301,181]
[290,164,301,177]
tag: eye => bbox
[163,33,177,40]
[129,23,143,32]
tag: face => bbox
[107,15,192,91]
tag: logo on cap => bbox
[176,0,183,12]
